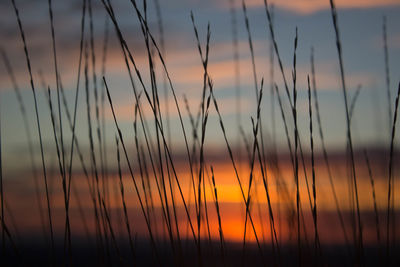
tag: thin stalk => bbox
[101,199,122,265]
[386,82,400,262]
[239,126,253,166]
[47,0,70,257]
[104,77,161,264]
[274,85,294,167]
[89,0,106,221]
[241,0,258,101]
[311,47,349,248]
[0,95,3,255]
[44,88,64,199]
[203,164,212,247]
[148,3,183,256]
[292,28,301,266]
[264,2,314,218]
[125,5,199,233]
[199,92,212,247]
[118,3,201,252]
[190,15,211,261]
[153,0,171,148]
[264,0,292,105]
[191,14,264,262]
[229,0,241,131]
[190,16,265,263]
[269,5,276,153]
[254,122,281,267]
[59,82,91,196]
[242,80,264,264]
[11,0,55,261]
[102,1,175,250]
[139,145,158,241]
[363,150,381,247]
[329,1,364,263]
[211,82,265,265]
[100,14,110,215]
[66,0,86,219]
[142,2,182,259]
[308,75,321,262]
[383,16,392,136]
[211,167,226,267]
[0,214,19,258]
[85,46,107,264]
[58,78,99,248]
[147,5,182,260]
[116,137,136,263]
[183,94,200,216]
[133,98,170,247]
[127,12,199,250]
[71,178,92,244]
[1,49,47,244]
[3,201,20,244]
[349,85,362,122]
[274,82,310,251]
[242,0,268,199]
[133,101,152,225]
[43,86,72,261]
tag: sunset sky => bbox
[1,0,400,248]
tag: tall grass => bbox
[0,85,3,254]
[104,76,161,264]
[1,49,48,244]
[383,16,392,135]
[387,82,400,263]
[308,75,321,262]
[2,0,400,266]
[329,0,364,264]
[10,0,55,263]
[310,47,350,249]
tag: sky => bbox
[0,0,400,189]
[1,1,400,162]
[1,0,400,245]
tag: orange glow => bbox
[6,153,399,245]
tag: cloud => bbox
[103,91,254,123]
[221,0,400,15]
[166,40,272,88]
[295,62,379,91]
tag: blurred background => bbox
[1,0,400,265]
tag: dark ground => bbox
[2,235,399,266]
